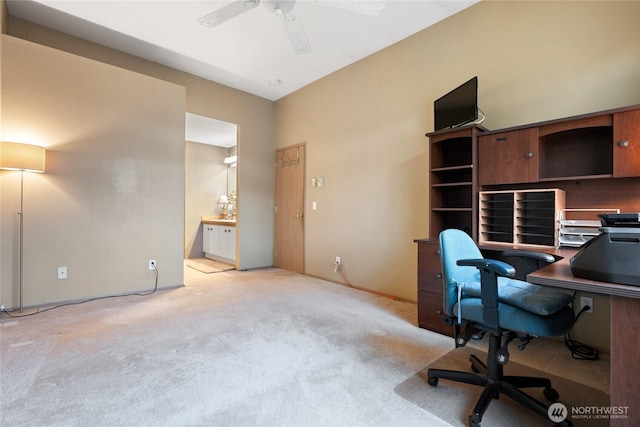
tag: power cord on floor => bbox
[334,261,399,301]
[564,297,599,360]
[0,263,159,319]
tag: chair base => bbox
[427,334,572,427]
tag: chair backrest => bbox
[439,229,483,317]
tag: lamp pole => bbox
[18,170,25,312]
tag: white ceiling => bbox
[6,0,478,102]
[185,113,238,147]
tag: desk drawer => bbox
[418,242,444,292]
[418,290,452,336]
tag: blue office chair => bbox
[427,229,576,427]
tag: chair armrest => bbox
[457,258,516,278]
[456,258,514,332]
[501,250,556,265]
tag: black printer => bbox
[570,213,640,286]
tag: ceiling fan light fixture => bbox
[197,0,260,27]
[198,0,383,55]
[263,0,296,15]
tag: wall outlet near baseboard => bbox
[58,266,67,280]
[149,260,156,270]
[580,296,593,313]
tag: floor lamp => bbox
[0,141,46,314]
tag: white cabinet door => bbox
[203,224,235,261]
[202,225,216,255]
[203,225,212,254]
[223,227,236,260]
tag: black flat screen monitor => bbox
[434,76,478,131]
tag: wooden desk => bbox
[528,257,640,427]
[528,254,640,299]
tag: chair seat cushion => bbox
[454,299,575,337]
[461,277,574,316]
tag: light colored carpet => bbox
[395,345,610,427]
[0,267,609,426]
[186,257,234,273]
[1,267,454,427]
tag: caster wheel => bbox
[496,349,509,365]
[544,387,560,402]
[427,376,438,386]
[469,413,481,427]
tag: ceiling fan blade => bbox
[198,0,261,28]
[313,0,386,17]
[281,12,311,54]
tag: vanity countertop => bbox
[201,216,236,226]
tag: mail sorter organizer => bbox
[479,189,565,249]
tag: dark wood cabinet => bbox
[479,128,538,185]
[613,109,640,177]
[416,240,452,336]
[479,105,640,185]
[416,125,484,335]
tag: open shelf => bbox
[540,127,613,179]
[427,125,482,241]
[430,136,473,169]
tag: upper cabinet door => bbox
[479,128,539,185]
[613,110,640,178]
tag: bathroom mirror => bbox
[225,146,237,196]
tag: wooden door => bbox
[274,143,305,272]
[613,110,640,177]
[478,128,539,185]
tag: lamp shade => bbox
[0,142,46,173]
[223,154,237,164]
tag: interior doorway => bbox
[184,113,238,261]
[274,143,305,273]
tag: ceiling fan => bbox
[198,0,386,55]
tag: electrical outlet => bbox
[58,266,68,280]
[580,296,593,313]
[149,260,156,270]
[335,256,341,266]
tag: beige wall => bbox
[1,35,186,306]
[185,141,229,259]
[275,1,640,350]
[6,15,276,271]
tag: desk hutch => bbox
[415,105,640,426]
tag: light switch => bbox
[318,177,324,188]
[312,202,317,210]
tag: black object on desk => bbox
[598,212,640,227]
[570,213,640,286]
